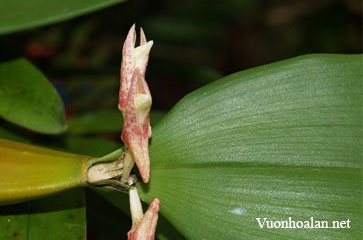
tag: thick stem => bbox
[87,160,123,184]
[86,147,137,191]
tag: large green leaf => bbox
[0,58,66,134]
[136,54,362,239]
[0,0,126,35]
[0,188,86,239]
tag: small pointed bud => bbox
[122,70,151,183]
[119,25,153,115]
[128,188,160,240]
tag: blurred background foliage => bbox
[0,0,361,239]
[1,0,361,148]
[1,0,361,113]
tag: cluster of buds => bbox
[119,25,159,240]
[119,24,153,184]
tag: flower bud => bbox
[119,24,153,115]
[128,188,160,240]
[121,69,152,183]
[119,25,153,183]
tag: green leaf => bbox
[137,54,362,239]
[67,110,166,135]
[0,58,66,134]
[0,0,126,35]
[0,188,86,239]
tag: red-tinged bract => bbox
[128,198,160,240]
[119,25,153,183]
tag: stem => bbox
[129,187,144,231]
[87,159,123,184]
[86,147,137,191]
[120,148,135,183]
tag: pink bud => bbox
[119,25,153,183]
[121,69,152,183]
[119,24,153,115]
[128,189,160,240]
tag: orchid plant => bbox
[118,25,160,239]
[0,1,361,240]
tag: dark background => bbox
[1,0,361,115]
